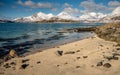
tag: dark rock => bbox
[115,44,120,47]
[91,65,94,67]
[3,63,11,68]
[97,61,103,66]
[22,59,30,63]
[76,66,80,68]
[10,62,16,66]
[57,65,60,67]
[83,56,88,58]
[37,61,41,64]
[74,27,96,32]
[64,62,68,65]
[20,64,29,69]
[56,50,63,56]
[103,63,111,68]
[0,72,4,74]
[3,55,11,62]
[113,57,119,60]
[99,44,103,47]
[64,51,75,54]
[112,53,120,56]
[116,48,120,50]
[76,57,81,59]
[103,55,113,61]
[76,50,80,52]
[104,55,119,60]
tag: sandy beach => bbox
[0,0,120,75]
[1,35,120,75]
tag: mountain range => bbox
[3,6,120,23]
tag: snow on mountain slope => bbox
[79,12,106,21]
[14,6,120,23]
[57,12,77,20]
[14,12,55,22]
[101,6,120,23]
[15,11,78,22]
[112,6,120,16]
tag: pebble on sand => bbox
[56,50,63,56]
[103,63,111,68]
[83,56,88,58]
[97,61,103,66]
[20,64,29,69]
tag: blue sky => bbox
[0,0,120,19]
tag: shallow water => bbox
[0,22,104,56]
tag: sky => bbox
[0,0,120,19]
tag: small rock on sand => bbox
[76,66,80,68]
[83,56,88,58]
[9,49,18,58]
[3,56,10,62]
[76,50,80,52]
[97,61,103,66]
[64,62,68,65]
[56,50,63,56]
[103,63,111,68]
[3,63,11,68]
[113,57,119,60]
[64,51,75,54]
[76,57,81,59]
[10,62,16,66]
[20,64,29,69]
[116,48,120,50]
[57,65,60,67]
[37,61,41,64]
[22,59,30,63]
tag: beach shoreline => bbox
[1,35,120,75]
[23,33,95,56]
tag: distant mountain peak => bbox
[57,11,76,20]
[14,8,120,23]
[112,6,120,16]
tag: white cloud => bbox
[108,1,120,7]
[17,0,52,9]
[63,7,81,15]
[79,0,120,13]
[63,3,72,7]
[80,0,108,13]
[79,12,107,20]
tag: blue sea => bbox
[0,22,103,56]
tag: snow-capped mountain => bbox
[14,11,79,22]
[14,6,120,23]
[14,12,55,22]
[111,6,120,16]
[57,12,77,20]
[79,12,106,22]
[100,6,120,23]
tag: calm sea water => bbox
[0,22,103,55]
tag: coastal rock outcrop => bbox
[95,22,120,44]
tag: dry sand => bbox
[1,36,120,75]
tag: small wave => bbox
[0,34,30,42]
[62,33,71,36]
[37,30,53,35]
